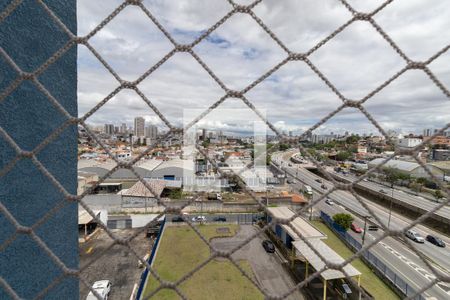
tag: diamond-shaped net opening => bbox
[1,0,450,299]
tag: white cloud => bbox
[77,0,450,135]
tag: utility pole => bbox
[309,193,313,221]
[362,216,371,247]
[388,183,393,229]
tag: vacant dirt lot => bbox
[79,228,153,300]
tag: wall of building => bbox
[0,1,78,298]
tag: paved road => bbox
[330,170,450,221]
[318,199,450,300]
[334,170,445,202]
[211,225,304,300]
[272,152,450,299]
[167,213,263,224]
[288,166,450,271]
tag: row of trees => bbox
[377,167,444,200]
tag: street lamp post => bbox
[362,216,371,247]
[388,183,393,229]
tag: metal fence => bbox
[135,218,166,300]
[321,211,425,300]
[1,0,449,299]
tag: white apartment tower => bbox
[134,117,145,137]
[120,123,127,134]
[145,125,158,140]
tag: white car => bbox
[304,185,313,195]
[86,280,111,300]
[192,215,207,222]
[325,198,334,205]
[405,230,425,243]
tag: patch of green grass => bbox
[312,221,400,300]
[142,225,262,300]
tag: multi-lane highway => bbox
[329,170,450,223]
[272,151,450,299]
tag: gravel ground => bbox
[79,228,153,300]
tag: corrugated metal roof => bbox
[293,239,361,280]
[154,159,195,171]
[78,159,117,171]
[267,207,325,239]
[135,159,163,171]
[78,209,100,225]
[369,158,419,172]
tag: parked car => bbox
[213,216,227,222]
[171,216,185,223]
[405,230,425,243]
[262,240,275,253]
[315,178,322,183]
[192,215,207,222]
[287,179,294,184]
[325,198,334,205]
[379,189,387,194]
[351,223,363,233]
[426,235,445,247]
[321,184,328,190]
[86,280,111,300]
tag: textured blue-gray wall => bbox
[0,0,78,299]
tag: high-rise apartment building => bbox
[134,117,145,137]
[104,124,114,135]
[202,128,207,141]
[145,125,158,139]
[423,128,433,137]
[120,123,127,134]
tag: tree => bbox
[416,177,438,189]
[346,135,360,144]
[410,182,422,195]
[383,167,400,187]
[434,190,444,202]
[202,140,210,148]
[416,177,428,185]
[336,151,352,161]
[168,189,183,199]
[279,143,289,151]
[333,213,354,231]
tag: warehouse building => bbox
[78,158,195,183]
[368,158,444,178]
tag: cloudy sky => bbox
[77,0,449,136]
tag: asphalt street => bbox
[166,213,264,224]
[272,152,450,299]
[331,170,450,221]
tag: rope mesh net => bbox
[1,0,449,299]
